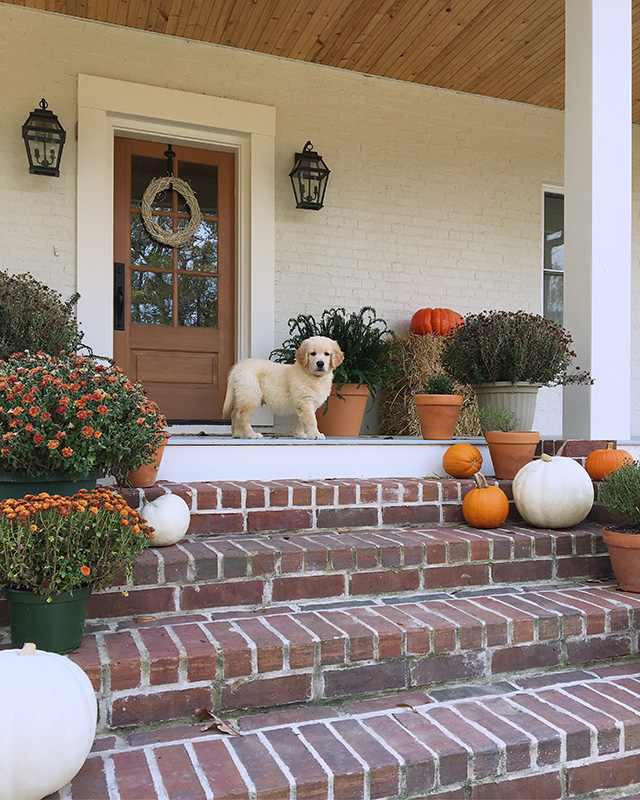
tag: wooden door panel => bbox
[114,138,234,421]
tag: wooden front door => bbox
[113,138,234,421]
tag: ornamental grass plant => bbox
[0,488,153,597]
[599,461,640,532]
[270,306,396,399]
[0,351,166,484]
[440,310,592,387]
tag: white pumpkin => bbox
[0,643,97,800]
[140,493,191,546]
[513,453,594,528]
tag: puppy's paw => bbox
[232,430,262,439]
[308,432,325,440]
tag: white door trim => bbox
[76,75,276,379]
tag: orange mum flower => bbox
[80,566,91,576]
[47,440,60,450]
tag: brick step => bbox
[36,522,616,625]
[119,474,612,537]
[52,664,640,800]
[69,582,640,733]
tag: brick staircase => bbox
[6,475,640,799]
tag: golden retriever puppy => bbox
[222,336,344,439]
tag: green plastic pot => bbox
[6,586,91,654]
[0,470,99,501]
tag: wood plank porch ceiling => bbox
[5,0,640,123]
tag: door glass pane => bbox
[131,271,173,325]
[544,272,564,326]
[131,213,172,269]
[544,193,564,272]
[179,162,218,216]
[178,275,218,328]
[131,156,172,210]
[177,220,218,272]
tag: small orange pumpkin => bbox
[462,472,510,528]
[442,443,483,479]
[584,442,633,481]
[410,307,464,336]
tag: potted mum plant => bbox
[441,310,591,429]
[0,350,166,497]
[478,405,539,479]
[599,461,640,593]
[271,306,396,436]
[0,487,154,652]
[413,374,463,439]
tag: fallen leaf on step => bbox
[195,708,241,735]
[397,703,419,713]
[133,615,156,622]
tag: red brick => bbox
[69,634,102,691]
[331,718,401,799]
[496,594,560,639]
[67,756,110,800]
[248,508,313,532]
[469,596,535,642]
[300,723,365,800]
[349,568,420,596]
[189,512,244,535]
[228,734,292,800]
[238,705,340,732]
[317,506,380,528]
[183,541,220,580]
[491,559,553,584]
[172,622,218,682]
[322,609,376,661]
[131,547,161,584]
[481,696,561,767]
[428,706,499,780]
[323,661,406,699]
[442,504,464,523]
[315,482,338,505]
[216,482,244,509]
[410,651,485,686]
[568,752,640,795]
[374,605,431,655]
[154,744,208,799]
[364,715,435,794]
[267,614,316,669]
[423,563,490,590]
[269,537,305,572]
[337,482,358,504]
[189,482,221,509]
[268,483,291,506]
[382,505,440,526]
[103,631,141,691]
[426,602,484,649]
[193,738,251,799]
[111,686,212,726]
[88,587,176,619]
[295,612,347,664]
[157,545,191,582]
[453,701,532,773]
[222,673,312,711]
[491,642,562,675]
[272,573,346,601]
[564,683,640,749]
[138,626,180,685]
[346,607,404,658]
[294,537,330,569]
[111,750,158,800]
[451,599,509,646]
[556,554,612,578]
[567,634,631,664]
[181,580,264,610]
[509,692,591,760]
[393,605,456,652]
[472,771,562,799]
[204,621,252,678]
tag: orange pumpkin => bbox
[410,307,464,336]
[442,443,483,479]
[584,442,633,481]
[462,473,510,528]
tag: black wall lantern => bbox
[289,141,330,210]
[22,99,66,177]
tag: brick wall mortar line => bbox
[476,696,540,767]
[375,711,443,786]
[444,703,509,777]
[507,593,566,640]
[420,704,484,782]
[355,717,407,794]
[153,548,167,584]
[101,754,120,800]
[175,541,196,582]
[199,540,225,580]
[359,606,408,659]
[460,597,516,645]
[260,616,293,670]
[183,740,215,800]
[326,722,372,800]
[555,686,625,752]
[164,625,189,683]
[142,747,170,800]
[128,628,151,688]
[254,731,296,800]
[196,622,229,685]
[229,620,259,675]
[224,737,258,800]
[500,694,569,763]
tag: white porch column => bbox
[563,0,632,439]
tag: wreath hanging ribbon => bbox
[140,176,202,247]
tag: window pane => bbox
[179,162,218,216]
[131,213,172,269]
[131,271,173,325]
[177,220,218,272]
[544,193,564,271]
[177,275,218,328]
[544,272,564,326]
[131,156,172,210]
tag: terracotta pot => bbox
[413,394,463,440]
[602,526,640,593]
[316,384,370,437]
[484,430,540,480]
[127,433,169,488]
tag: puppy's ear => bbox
[331,344,345,368]
[295,340,310,366]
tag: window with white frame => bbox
[543,191,564,325]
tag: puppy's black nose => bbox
[316,360,325,369]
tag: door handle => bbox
[114,262,125,331]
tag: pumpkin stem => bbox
[607,442,615,450]
[541,453,552,463]
[19,642,36,656]
[473,472,489,490]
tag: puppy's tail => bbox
[222,369,235,418]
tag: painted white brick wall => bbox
[0,4,635,437]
